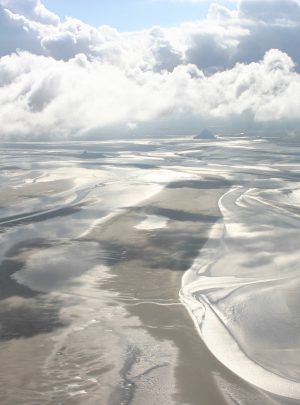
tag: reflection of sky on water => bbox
[1,137,300,400]
[12,242,101,293]
[180,139,300,398]
[0,140,196,307]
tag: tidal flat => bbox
[0,137,300,404]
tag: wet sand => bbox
[0,180,272,405]
[80,184,281,404]
[0,179,73,207]
[0,139,299,404]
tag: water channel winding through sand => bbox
[0,137,300,403]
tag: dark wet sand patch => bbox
[0,204,83,228]
[0,296,67,341]
[129,206,219,223]
[166,179,232,189]
[0,239,51,300]
[0,239,70,340]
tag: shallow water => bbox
[0,136,299,403]
[180,137,300,400]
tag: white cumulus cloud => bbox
[0,0,300,139]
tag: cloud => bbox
[238,0,300,22]
[0,6,44,57]
[185,32,232,74]
[0,48,299,139]
[0,0,59,25]
[0,0,300,139]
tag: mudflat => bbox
[1,138,299,404]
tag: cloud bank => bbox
[1,0,300,139]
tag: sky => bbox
[42,0,234,31]
[1,0,300,140]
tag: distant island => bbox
[194,129,216,140]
